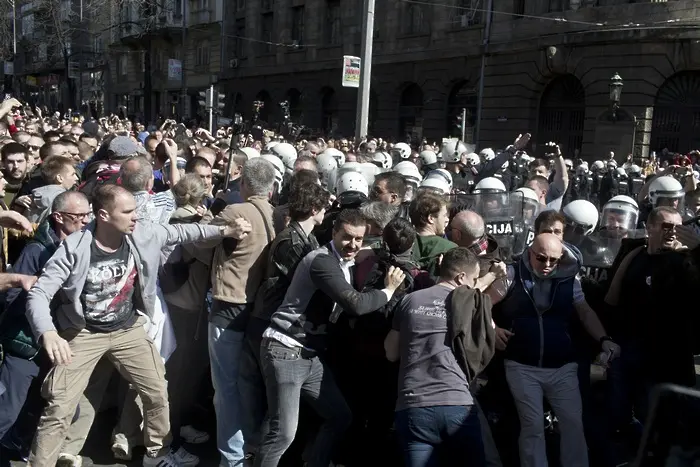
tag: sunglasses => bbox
[533,252,561,265]
[660,222,680,231]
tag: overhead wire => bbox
[110,0,700,57]
[400,0,700,35]
[400,0,606,26]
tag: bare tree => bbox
[24,0,165,108]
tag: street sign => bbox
[341,55,360,88]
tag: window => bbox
[261,0,272,11]
[236,0,245,11]
[38,43,47,62]
[291,6,304,45]
[118,54,127,76]
[190,0,209,12]
[325,0,341,45]
[260,13,273,54]
[141,51,146,73]
[548,0,567,12]
[195,42,210,66]
[141,1,156,17]
[449,0,480,29]
[235,18,246,57]
[21,13,34,37]
[154,49,163,71]
[94,35,104,54]
[174,0,183,15]
[514,0,525,17]
[402,4,424,35]
[59,0,71,21]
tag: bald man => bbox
[490,232,619,467]
[449,210,506,266]
[449,210,486,249]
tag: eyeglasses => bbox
[533,252,561,265]
[58,212,92,220]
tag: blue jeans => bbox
[256,338,351,467]
[395,405,485,467]
[0,355,39,444]
[209,324,246,467]
[237,333,267,453]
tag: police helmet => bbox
[562,199,599,236]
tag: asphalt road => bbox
[8,357,700,467]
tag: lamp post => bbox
[609,72,623,120]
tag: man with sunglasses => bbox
[491,233,619,467]
[0,191,91,461]
[604,206,700,447]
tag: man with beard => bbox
[1,142,29,207]
[257,209,406,467]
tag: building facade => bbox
[215,0,700,160]
[107,0,224,122]
[14,0,110,113]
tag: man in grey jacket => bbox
[24,185,251,467]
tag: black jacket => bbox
[268,243,388,351]
[251,221,319,327]
[446,286,496,384]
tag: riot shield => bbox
[568,229,647,285]
[447,191,529,262]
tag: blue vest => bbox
[499,259,576,368]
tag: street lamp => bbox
[609,72,623,119]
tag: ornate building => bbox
[216,0,700,159]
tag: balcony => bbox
[190,9,213,25]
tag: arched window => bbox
[403,4,424,35]
[399,83,424,142]
[651,72,700,153]
[537,74,585,158]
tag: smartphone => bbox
[633,383,700,467]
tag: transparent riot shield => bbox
[568,229,647,285]
[447,191,529,262]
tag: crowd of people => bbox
[0,98,698,467]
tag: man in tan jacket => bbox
[199,157,277,467]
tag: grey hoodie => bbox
[519,242,583,311]
[26,185,67,224]
[26,220,222,340]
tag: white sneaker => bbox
[179,425,210,444]
[172,447,200,466]
[57,453,83,467]
[112,438,132,461]
[143,451,183,467]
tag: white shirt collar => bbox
[329,241,355,269]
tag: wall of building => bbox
[217,0,700,158]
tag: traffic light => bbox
[455,114,464,132]
[216,92,226,114]
[198,89,212,109]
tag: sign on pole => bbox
[168,59,182,81]
[341,56,360,88]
